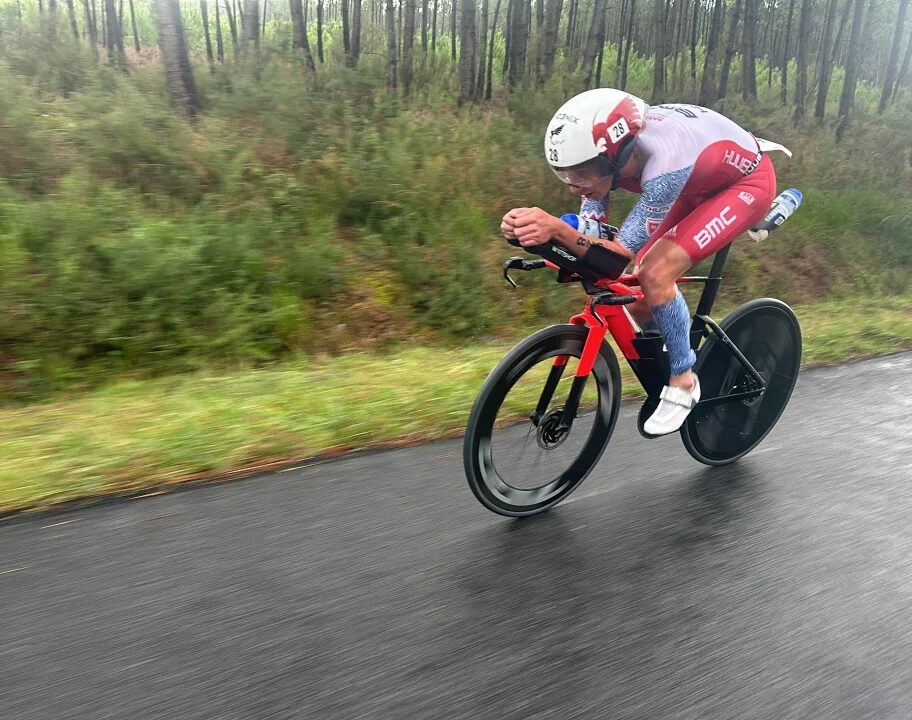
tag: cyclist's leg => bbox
[641,155,777,355]
[638,157,777,433]
[627,233,680,331]
[627,200,699,331]
[638,240,700,434]
[669,156,776,263]
[638,240,697,378]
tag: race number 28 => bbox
[609,118,629,142]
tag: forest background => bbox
[0,0,910,509]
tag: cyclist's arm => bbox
[551,222,632,260]
[615,167,691,255]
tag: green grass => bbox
[2,294,910,515]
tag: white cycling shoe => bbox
[643,376,701,436]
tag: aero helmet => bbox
[545,88,649,187]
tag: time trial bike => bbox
[463,236,802,517]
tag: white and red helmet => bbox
[545,88,649,185]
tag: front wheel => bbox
[681,298,802,465]
[463,324,622,516]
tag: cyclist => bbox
[500,88,788,436]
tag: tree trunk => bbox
[66,0,80,38]
[104,0,126,66]
[767,25,778,88]
[502,0,513,77]
[432,0,438,52]
[48,0,58,38]
[476,0,489,97]
[595,16,605,85]
[507,0,528,87]
[540,0,563,83]
[450,0,457,62]
[740,0,758,100]
[893,30,912,102]
[614,0,628,79]
[793,0,813,123]
[485,0,502,98]
[84,0,98,44]
[829,0,852,67]
[835,0,870,140]
[402,0,416,92]
[581,0,607,89]
[341,0,351,64]
[718,0,742,100]
[669,0,686,92]
[813,0,838,120]
[698,0,724,105]
[565,0,577,49]
[261,0,267,39]
[352,0,362,64]
[421,0,428,52]
[879,0,910,111]
[652,0,669,100]
[153,0,201,118]
[457,0,476,102]
[780,0,796,104]
[620,0,636,90]
[215,0,224,60]
[290,0,316,70]
[689,0,699,91]
[386,0,398,89]
[224,0,238,53]
[128,0,140,50]
[90,0,99,44]
[242,0,259,49]
[317,0,324,62]
[201,0,215,67]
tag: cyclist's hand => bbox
[513,207,560,247]
[500,207,531,239]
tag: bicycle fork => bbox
[530,294,636,432]
[530,323,609,432]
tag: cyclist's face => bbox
[566,174,612,200]
[552,157,615,199]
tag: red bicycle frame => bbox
[504,244,743,430]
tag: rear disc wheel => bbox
[681,299,802,465]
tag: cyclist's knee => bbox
[638,260,677,295]
[639,249,691,295]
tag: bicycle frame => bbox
[505,245,767,433]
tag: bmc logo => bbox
[693,207,737,249]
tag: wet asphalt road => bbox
[2,353,911,720]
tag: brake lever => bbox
[502,257,547,289]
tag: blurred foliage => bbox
[0,16,910,403]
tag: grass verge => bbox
[2,294,910,515]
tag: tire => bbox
[681,298,802,466]
[463,324,622,516]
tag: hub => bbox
[537,407,571,449]
[731,371,767,406]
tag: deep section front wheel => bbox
[682,298,802,465]
[463,324,622,516]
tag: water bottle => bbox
[748,188,803,241]
[560,213,616,240]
